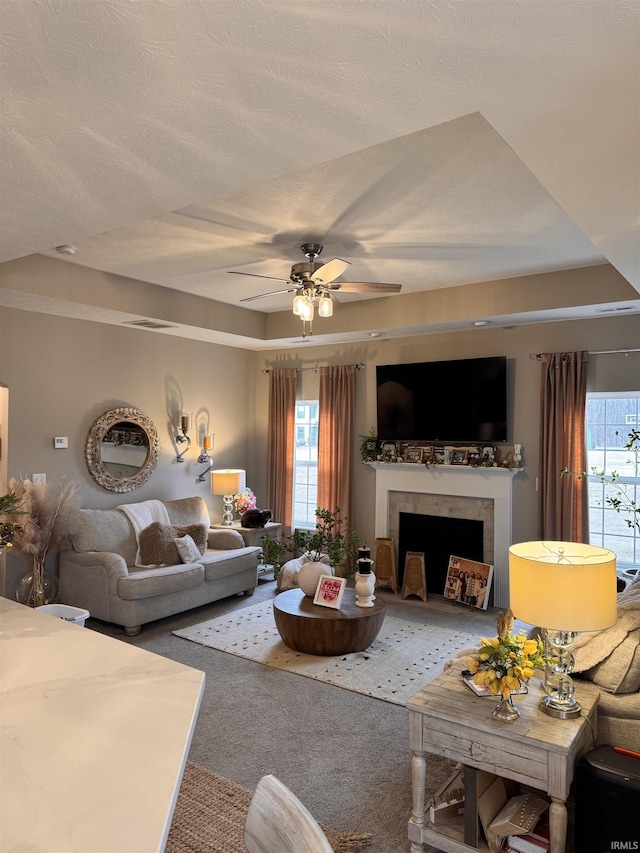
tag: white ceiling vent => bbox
[123,320,177,330]
[594,305,638,314]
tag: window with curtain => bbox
[293,401,319,529]
[585,392,639,570]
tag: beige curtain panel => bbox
[317,364,357,530]
[266,369,297,533]
[538,351,589,542]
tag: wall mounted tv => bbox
[376,356,508,443]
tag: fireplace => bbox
[370,463,518,608]
[398,512,484,595]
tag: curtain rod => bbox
[530,348,640,361]
[263,362,365,373]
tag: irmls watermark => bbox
[610,843,639,851]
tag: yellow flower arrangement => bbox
[466,609,548,700]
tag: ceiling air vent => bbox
[594,305,638,314]
[123,320,177,330]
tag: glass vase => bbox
[16,567,59,608]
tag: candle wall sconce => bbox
[175,412,192,462]
[197,433,215,482]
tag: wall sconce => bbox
[175,412,192,462]
[509,540,617,719]
[197,433,215,482]
[211,469,246,525]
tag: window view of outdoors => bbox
[293,401,319,529]
[585,393,639,569]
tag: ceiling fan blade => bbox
[228,271,291,283]
[328,281,403,293]
[311,257,350,285]
[240,287,298,302]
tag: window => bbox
[585,393,639,569]
[293,401,319,529]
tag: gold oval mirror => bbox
[85,407,160,492]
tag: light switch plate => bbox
[33,473,46,484]
[54,436,68,448]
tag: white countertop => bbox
[0,598,205,852]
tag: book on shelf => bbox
[461,670,528,698]
[506,811,550,853]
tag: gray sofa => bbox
[58,496,260,635]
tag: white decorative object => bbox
[297,554,333,596]
[355,559,376,608]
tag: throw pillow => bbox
[174,534,202,564]
[139,522,207,566]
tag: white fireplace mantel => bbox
[368,462,520,608]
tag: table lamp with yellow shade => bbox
[211,469,246,526]
[509,540,617,719]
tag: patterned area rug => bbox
[174,599,479,705]
[167,761,372,853]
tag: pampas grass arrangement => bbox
[7,477,80,607]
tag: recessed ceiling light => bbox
[55,244,76,255]
[369,332,383,338]
[473,320,488,327]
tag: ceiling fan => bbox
[229,243,402,336]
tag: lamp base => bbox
[539,695,582,720]
[222,494,235,526]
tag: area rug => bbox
[166,761,372,853]
[173,600,479,706]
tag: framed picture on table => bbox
[313,575,346,609]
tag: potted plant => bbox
[359,428,379,463]
[258,535,290,583]
[289,506,362,573]
[0,490,25,552]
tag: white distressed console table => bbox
[0,598,205,852]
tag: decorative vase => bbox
[491,692,520,721]
[16,570,59,608]
[298,557,332,596]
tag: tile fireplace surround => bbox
[369,462,520,608]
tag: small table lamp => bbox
[509,540,617,719]
[211,469,246,526]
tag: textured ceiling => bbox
[0,0,638,349]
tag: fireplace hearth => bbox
[369,462,519,608]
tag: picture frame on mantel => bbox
[403,446,424,463]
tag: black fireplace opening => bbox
[398,512,484,595]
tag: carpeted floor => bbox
[167,761,372,853]
[173,599,480,705]
[90,585,498,853]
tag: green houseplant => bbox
[359,428,379,463]
[0,490,25,551]
[289,507,362,575]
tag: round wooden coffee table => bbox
[273,587,386,656]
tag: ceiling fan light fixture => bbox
[292,293,306,316]
[298,297,314,322]
[318,294,333,317]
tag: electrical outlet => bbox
[33,473,46,484]
[54,436,68,449]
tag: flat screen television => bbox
[376,356,507,443]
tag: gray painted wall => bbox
[1,295,639,599]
